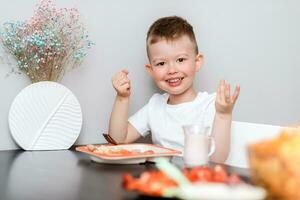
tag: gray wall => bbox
[0,0,299,150]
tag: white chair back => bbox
[225,121,283,168]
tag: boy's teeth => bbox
[168,78,180,83]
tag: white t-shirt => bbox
[128,92,216,152]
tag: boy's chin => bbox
[165,89,187,96]
[165,86,196,96]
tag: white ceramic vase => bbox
[8,81,82,150]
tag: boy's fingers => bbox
[217,86,221,102]
[231,85,240,103]
[112,74,118,82]
[118,78,130,86]
[113,76,122,84]
[121,69,129,74]
[112,69,129,81]
[112,78,118,86]
[225,83,231,102]
[119,83,131,92]
[114,73,129,84]
[219,79,225,102]
[112,73,122,83]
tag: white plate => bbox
[76,143,181,164]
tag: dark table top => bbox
[0,149,250,200]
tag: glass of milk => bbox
[182,124,216,167]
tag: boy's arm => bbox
[108,69,141,144]
[210,113,232,163]
[210,80,240,163]
[108,95,140,143]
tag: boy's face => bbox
[146,35,203,96]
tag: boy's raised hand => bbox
[112,69,131,97]
[215,80,240,115]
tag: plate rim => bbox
[76,143,181,160]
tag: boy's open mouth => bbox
[166,77,184,86]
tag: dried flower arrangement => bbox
[0,0,93,82]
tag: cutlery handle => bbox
[102,133,118,145]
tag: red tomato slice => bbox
[213,165,229,183]
[123,171,177,196]
[186,167,213,182]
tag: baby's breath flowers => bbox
[0,0,93,82]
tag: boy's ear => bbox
[195,53,204,72]
[145,64,154,77]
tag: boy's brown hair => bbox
[146,16,199,57]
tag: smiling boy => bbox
[108,16,240,163]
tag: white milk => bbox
[183,124,215,167]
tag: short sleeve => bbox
[128,103,150,137]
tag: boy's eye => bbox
[155,62,165,67]
[177,58,186,63]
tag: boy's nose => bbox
[167,63,178,74]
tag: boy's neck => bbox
[167,88,197,105]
